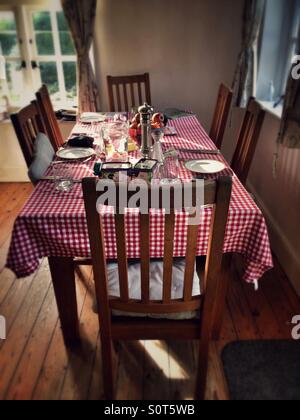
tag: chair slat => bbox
[163,211,175,303]
[204,178,232,293]
[115,213,129,302]
[183,221,199,301]
[140,213,150,303]
[107,76,116,112]
[122,84,129,111]
[130,83,135,107]
[144,73,152,104]
[116,84,122,111]
[137,82,143,104]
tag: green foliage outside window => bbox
[32,11,52,31]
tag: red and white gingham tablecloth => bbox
[6,116,273,282]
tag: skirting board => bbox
[248,180,300,297]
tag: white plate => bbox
[56,148,95,160]
[184,159,226,174]
[80,112,106,123]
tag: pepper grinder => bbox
[138,102,154,158]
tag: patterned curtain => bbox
[61,0,101,113]
[232,0,266,107]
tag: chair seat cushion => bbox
[28,132,55,185]
[107,259,201,320]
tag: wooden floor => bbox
[0,182,300,400]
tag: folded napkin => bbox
[68,136,94,148]
[163,108,195,120]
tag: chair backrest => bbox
[231,98,266,185]
[107,73,152,112]
[83,177,232,318]
[209,83,233,149]
[11,101,46,168]
[36,85,63,151]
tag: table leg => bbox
[48,256,80,347]
[212,253,232,340]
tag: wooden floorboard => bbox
[0,183,299,400]
[32,266,92,400]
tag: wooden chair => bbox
[36,85,64,151]
[11,101,47,167]
[83,176,232,400]
[209,83,233,149]
[231,98,266,185]
[107,73,152,112]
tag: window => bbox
[256,0,300,113]
[29,10,77,107]
[0,3,77,109]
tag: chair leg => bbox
[101,334,117,400]
[195,339,210,400]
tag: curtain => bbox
[61,0,101,113]
[232,0,266,107]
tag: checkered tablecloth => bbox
[6,116,273,282]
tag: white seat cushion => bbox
[107,259,201,320]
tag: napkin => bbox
[67,136,94,148]
[163,108,195,120]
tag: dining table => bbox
[6,113,273,346]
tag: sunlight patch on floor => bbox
[142,340,188,380]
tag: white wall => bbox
[94,0,243,130]
[0,120,29,182]
[0,120,74,182]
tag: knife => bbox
[178,148,221,155]
[40,176,82,183]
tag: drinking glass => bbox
[159,154,180,184]
[52,163,74,192]
[104,122,129,162]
